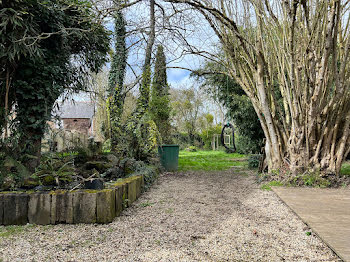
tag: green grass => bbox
[260,181,284,191]
[0,224,36,238]
[340,161,350,176]
[140,201,154,207]
[178,150,247,171]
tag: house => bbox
[58,101,96,135]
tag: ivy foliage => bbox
[138,65,152,113]
[106,8,160,160]
[106,4,160,161]
[125,67,160,161]
[150,45,172,144]
[0,0,110,169]
[108,10,127,153]
[108,10,127,94]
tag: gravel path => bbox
[0,170,340,261]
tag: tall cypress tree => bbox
[108,10,127,152]
[150,45,172,143]
[152,45,168,96]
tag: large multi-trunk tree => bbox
[166,0,350,176]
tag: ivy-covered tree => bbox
[0,0,109,170]
[108,9,127,153]
[125,0,160,160]
[150,45,172,144]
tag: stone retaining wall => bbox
[0,176,143,225]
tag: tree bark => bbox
[4,68,10,139]
[164,0,350,176]
[144,0,155,71]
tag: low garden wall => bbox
[0,176,144,225]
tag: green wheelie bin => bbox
[158,145,179,171]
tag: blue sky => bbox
[168,69,190,86]
[69,2,219,101]
[121,1,218,89]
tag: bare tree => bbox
[163,0,350,176]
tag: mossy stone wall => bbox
[2,194,28,225]
[96,189,116,223]
[51,191,74,224]
[28,193,51,225]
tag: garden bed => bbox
[0,175,143,226]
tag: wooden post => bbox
[62,132,65,151]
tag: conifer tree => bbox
[150,45,172,143]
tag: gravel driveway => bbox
[0,170,339,261]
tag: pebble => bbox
[0,170,339,261]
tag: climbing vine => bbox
[125,66,160,160]
[137,65,152,115]
[107,0,159,161]
[108,10,127,154]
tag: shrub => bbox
[121,157,161,191]
[32,154,75,187]
[172,132,203,149]
[186,146,197,152]
[131,164,160,191]
[0,154,31,190]
[103,139,111,152]
[236,135,263,154]
[200,124,222,150]
[248,154,262,169]
[291,172,331,188]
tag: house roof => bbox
[58,101,95,119]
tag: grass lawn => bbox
[178,150,247,171]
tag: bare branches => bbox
[164,0,257,62]
[167,66,226,76]
[161,0,350,174]
[15,27,95,47]
[91,0,142,20]
[264,0,280,26]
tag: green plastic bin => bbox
[158,145,180,171]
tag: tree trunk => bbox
[165,0,350,176]
[23,136,42,172]
[143,0,155,71]
[4,68,10,139]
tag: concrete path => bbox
[273,187,350,262]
